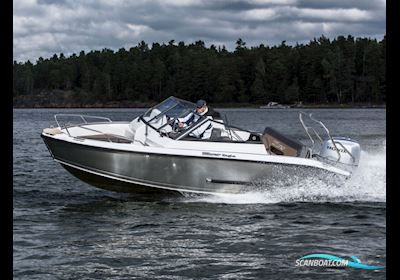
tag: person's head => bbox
[195,99,207,114]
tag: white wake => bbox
[183,141,386,204]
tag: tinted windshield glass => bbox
[143,97,195,119]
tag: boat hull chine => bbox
[41,134,345,194]
[59,162,179,195]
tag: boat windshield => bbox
[139,96,259,142]
[140,96,197,131]
[143,96,196,120]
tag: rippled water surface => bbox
[14,108,386,279]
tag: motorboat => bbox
[41,96,361,195]
[259,101,291,109]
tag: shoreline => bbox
[13,103,386,109]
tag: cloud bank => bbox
[13,0,386,62]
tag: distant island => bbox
[13,35,385,108]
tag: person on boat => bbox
[177,99,221,139]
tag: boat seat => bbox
[262,127,305,157]
[210,128,222,139]
[209,128,231,141]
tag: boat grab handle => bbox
[54,114,112,128]
[54,114,113,138]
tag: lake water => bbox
[13,108,386,279]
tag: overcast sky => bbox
[13,0,386,62]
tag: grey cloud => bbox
[37,0,69,5]
[297,0,385,10]
[194,0,294,11]
[13,0,386,62]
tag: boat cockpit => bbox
[138,96,261,143]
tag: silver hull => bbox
[42,134,343,194]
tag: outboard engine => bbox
[318,137,361,166]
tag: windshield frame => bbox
[139,96,260,141]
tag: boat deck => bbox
[77,134,133,143]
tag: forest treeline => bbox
[13,35,385,107]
